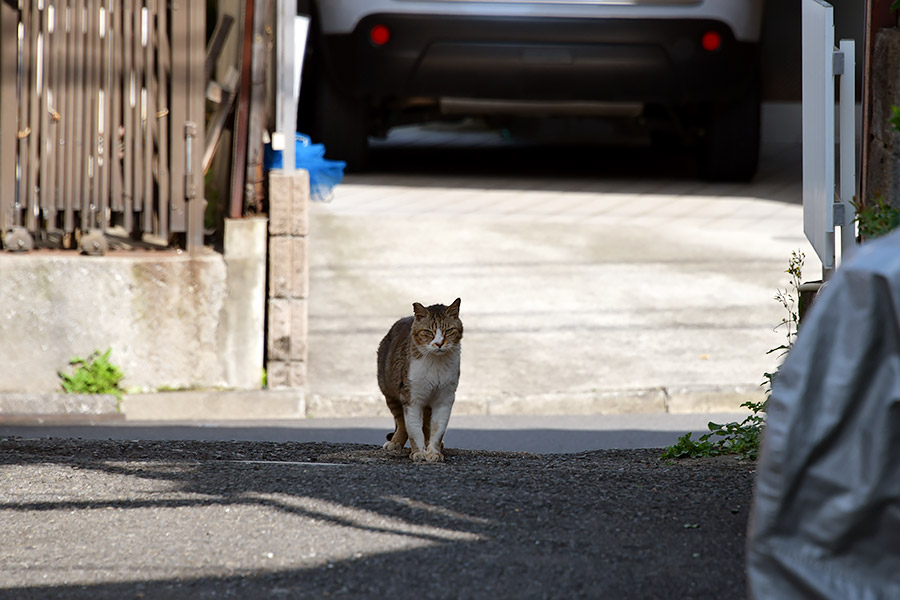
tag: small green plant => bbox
[58,348,126,409]
[853,193,900,241]
[662,251,804,461]
[852,104,900,241]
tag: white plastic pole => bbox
[838,39,857,263]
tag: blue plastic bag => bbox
[264,133,346,202]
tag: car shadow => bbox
[347,123,802,206]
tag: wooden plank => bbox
[229,0,255,219]
[156,0,169,238]
[203,66,239,174]
[206,14,234,82]
[245,0,269,214]
[0,0,17,232]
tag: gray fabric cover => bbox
[747,230,900,599]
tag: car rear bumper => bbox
[320,14,759,107]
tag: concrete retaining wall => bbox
[0,218,268,395]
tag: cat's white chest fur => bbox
[408,350,460,405]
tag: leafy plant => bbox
[58,348,126,409]
[852,104,900,241]
[661,251,805,461]
[853,193,900,241]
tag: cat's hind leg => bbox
[383,396,408,452]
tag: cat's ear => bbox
[446,298,461,318]
[412,302,429,320]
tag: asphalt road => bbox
[0,412,751,454]
[0,437,755,599]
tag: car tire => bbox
[697,78,761,183]
[311,73,370,172]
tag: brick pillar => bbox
[266,170,309,390]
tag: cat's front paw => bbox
[410,450,427,462]
[383,440,404,452]
[425,449,444,463]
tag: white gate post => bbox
[802,0,858,277]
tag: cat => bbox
[377,298,463,463]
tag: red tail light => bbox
[370,24,391,46]
[701,31,722,52]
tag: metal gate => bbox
[0,0,206,253]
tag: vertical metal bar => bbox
[71,0,86,231]
[143,0,154,234]
[168,0,186,233]
[81,0,96,231]
[40,0,57,227]
[275,0,294,173]
[54,0,67,215]
[155,0,169,239]
[121,0,133,232]
[186,0,205,252]
[26,0,42,232]
[90,0,101,229]
[839,39,857,263]
[109,0,122,214]
[0,0,17,232]
[63,0,76,234]
[99,0,111,230]
[18,0,32,229]
[131,0,142,219]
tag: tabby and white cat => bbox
[377,298,463,463]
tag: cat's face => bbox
[411,298,463,356]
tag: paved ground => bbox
[0,412,750,454]
[0,437,755,599]
[307,124,814,417]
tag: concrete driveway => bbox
[306,125,814,418]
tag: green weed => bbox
[661,251,804,461]
[58,348,126,409]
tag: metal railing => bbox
[0,0,207,253]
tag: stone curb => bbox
[0,385,763,423]
[0,393,123,425]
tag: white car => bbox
[298,0,765,181]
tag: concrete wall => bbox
[0,218,267,394]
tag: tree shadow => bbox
[0,437,754,599]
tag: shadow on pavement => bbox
[0,437,753,599]
[0,424,709,454]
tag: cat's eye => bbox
[422,329,433,337]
